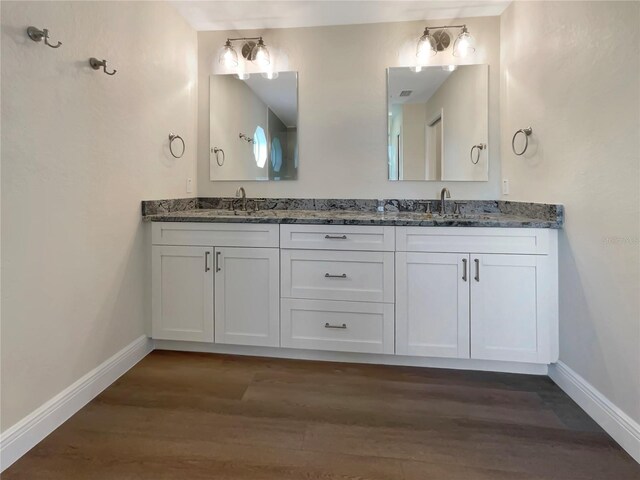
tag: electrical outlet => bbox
[502,179,510,195]
[186,178,193,194]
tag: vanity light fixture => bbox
[415,24,476,60]
[261,71,279,80]
[442,65,458,72]
[219,36,271,69]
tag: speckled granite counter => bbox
[142,198,563,229]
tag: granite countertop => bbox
[142,198,564,229]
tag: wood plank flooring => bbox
[3,351,639,479]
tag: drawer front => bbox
[396,227,552,255]
[280,225,395,251]
[281,299,394,354]
[152,222,279,247]
[281,250,394,303]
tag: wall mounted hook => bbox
[89,58,116,76]
[27,26,62,48]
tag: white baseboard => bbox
[154,340,549,376]
[0,335,153,472]
[549,361,640,463]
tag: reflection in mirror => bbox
[387,65,488,181]
[210,71,298,181]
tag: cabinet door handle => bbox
[325,235,347,240]
[474,258,480,282]
[205,251,211,272]
[325,273,347,278]
[325,323,347,329]
[462,258,467,282]
[215,251,221,272]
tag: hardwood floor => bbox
[3,351,639,479]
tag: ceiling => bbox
[388,66,452,105]
[244,72,298,127]
[169,1,510,32]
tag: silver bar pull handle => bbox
[325,323,347,329]
[325,273,347,278]
[462,258,467,282]
[325,235,347,240]
[474,258,480,282]
[205,251,211,272]
[215,251,222,272]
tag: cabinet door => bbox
[214,247,280,347]
[470,254,542,362]
[152,245,214,342]
[396,252,470,358]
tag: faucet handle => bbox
[454,202,467,215]
[252,199,266,212]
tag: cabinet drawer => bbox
[280,225,395,251]
[396,227,552,255]
[152,222,279,247]
[281,299,394,354]
[281,250,394,303]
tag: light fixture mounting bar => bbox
[423,24,466,30]
[226,36,263,42]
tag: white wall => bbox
[210,74,269,180]
[501,1,640,423]
[424,65,488,181]
[197,16,501,198]
[0,1,197,431]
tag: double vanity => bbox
[144,197,562,372]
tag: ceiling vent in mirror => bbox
[399,90,413,97]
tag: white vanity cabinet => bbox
[151,223,280,347]
[150,221,558,368]
[395,227,558,364]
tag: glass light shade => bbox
[453,28,476,58]
[416,30,437,60]
[252,39,271,67]
[219,42,238,67]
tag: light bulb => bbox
[453,26,476,58]
[416,28,437,61]
[219,40,238,67]
[252,38,270,67]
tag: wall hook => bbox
[27,26,62,48]
[89,58,117,76]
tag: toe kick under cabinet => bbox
[151,222,558,365]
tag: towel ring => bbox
[470,143,486,164]
[168,133,185,159]
[213,147,225,166]
[512,127,532,156]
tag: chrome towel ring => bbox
[470,143,486,164]
[512,127,533,156]
[212,147,225,166]
[168,133,185,159]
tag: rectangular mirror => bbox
[387,65,488,181]
[210,72,298,181]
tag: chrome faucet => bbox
[235,186,247,211]
[439,187,451,215]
